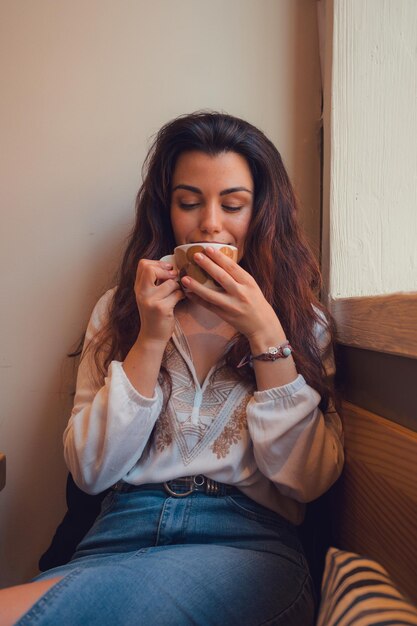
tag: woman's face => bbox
[170,151,254,260]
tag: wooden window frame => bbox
[330,293,417,360]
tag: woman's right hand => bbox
[134,259,185,346]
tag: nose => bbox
[198,202,222,235]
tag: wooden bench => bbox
[330,401,417,605]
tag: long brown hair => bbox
[89,111,335,411]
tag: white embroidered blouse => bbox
[63,288,344,525]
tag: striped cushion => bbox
[317,547,417,626]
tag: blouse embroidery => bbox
[152,332,254,466]
[211,393,250,459]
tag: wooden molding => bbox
[0,453,5,491]
[330,292,417,358]
[332,402,417,604]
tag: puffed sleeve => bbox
[63,289,164,494]
[246,315,344,503]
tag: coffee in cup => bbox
[161,242,238,291]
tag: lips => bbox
[191,240,232,245]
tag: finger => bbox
[137,260,178,290]
[137,259,176,279]
[156,284,186,311]
[173,288,187,304]
[154,278,182,299]
[181,275,228,307]
[199,247,248,283]
[138,258,175,272]
[192,251,237,292]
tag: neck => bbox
[177,298,228,331]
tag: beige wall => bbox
[322,0,417,299]
[0,0,321,586]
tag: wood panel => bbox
[330,293,417,358]
[331,402,417,604]
[336,345,417,433]
[0,453,5,491]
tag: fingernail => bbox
[194,252,204,260]
[181,276,191,285]
[207,246,214,254]
[163,263,173,269]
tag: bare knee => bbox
[0,577,63,626]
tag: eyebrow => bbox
[172,184,253,196]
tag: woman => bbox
[1,112,343,625]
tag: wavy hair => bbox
[87,111,335,411]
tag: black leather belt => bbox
[114,475,239,497]
[163,475,236,497]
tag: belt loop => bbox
[206,478,217,495]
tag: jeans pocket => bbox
[224,495,308,570]
[225,494,290,526]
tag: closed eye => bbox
[222,205,244,212]
[179,202,200,209]
[178,202,244,212]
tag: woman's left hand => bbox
[181,246,284,344]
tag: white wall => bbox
[0,0,321,586]
[323,0,417,299]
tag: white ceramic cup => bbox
[160,242,238,290]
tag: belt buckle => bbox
[163,475,206,498]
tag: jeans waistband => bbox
[114,475,240,498]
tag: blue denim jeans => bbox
[18,484,315,625]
